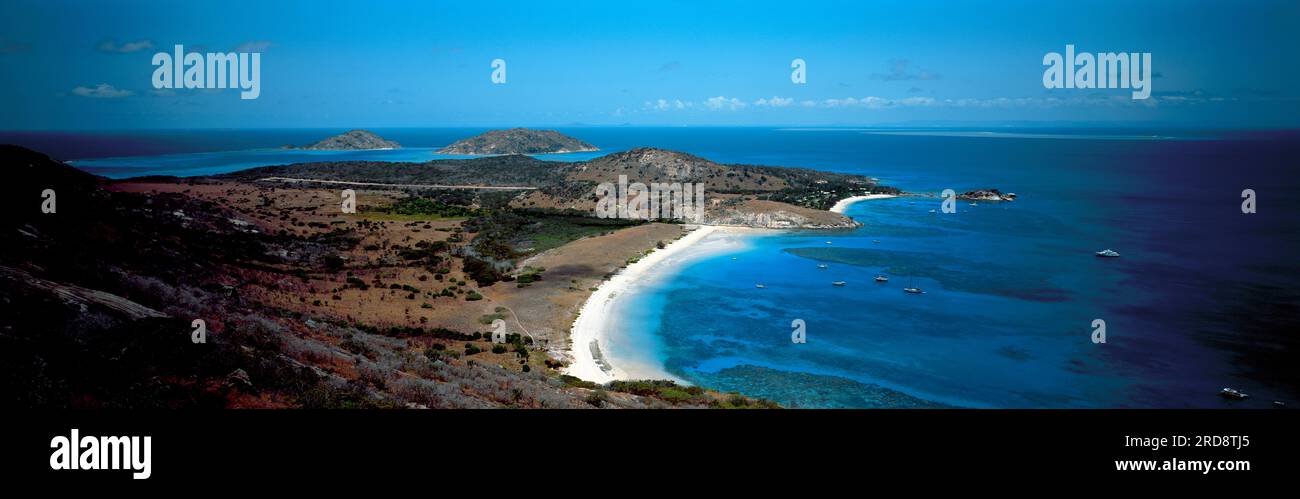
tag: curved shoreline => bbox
[563,225,768,383]
[565,195,897,384]
[830,194,897,214]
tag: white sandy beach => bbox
[565,194,895,384]
[829,194,897,214]
[564,225,769,383]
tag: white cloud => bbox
[644,99,693,111]
[704,96,746,111]
[899,97,936,106]
[816,95,1052,109]
[635,92,1192,116]
[821,97,855,108]
[754,96,794,107]
[71,83,132,98]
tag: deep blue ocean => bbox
[7,127,1298,408]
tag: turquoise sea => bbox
[601,128,1300,408]
[12,127,1298,408]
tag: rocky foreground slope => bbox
[1,145,773,409]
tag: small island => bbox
[958,189,1016,201]
[438,128,598,155]
[293,130,401,150]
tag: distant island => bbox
[225,146,897,229]
[958,189,1016,201]
[438,128,598,155]
[291,130,401,150]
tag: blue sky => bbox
[1,0,1297,129]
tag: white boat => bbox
[903,277,923,294]
[755,284,766,289]
[1096,249,1120,258]
[832,281,846,286]
[874,275,889,282]
[1220,387,1249,400]
[817,264,828,269]
[825,241,833,245]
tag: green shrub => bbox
[559,375,600,390]
[658,388,693,404]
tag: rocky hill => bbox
[226,146,895,229]
[551,147,894,227]
[439,128,597,155]
[567,147,790,191]
[296,130,401,150]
